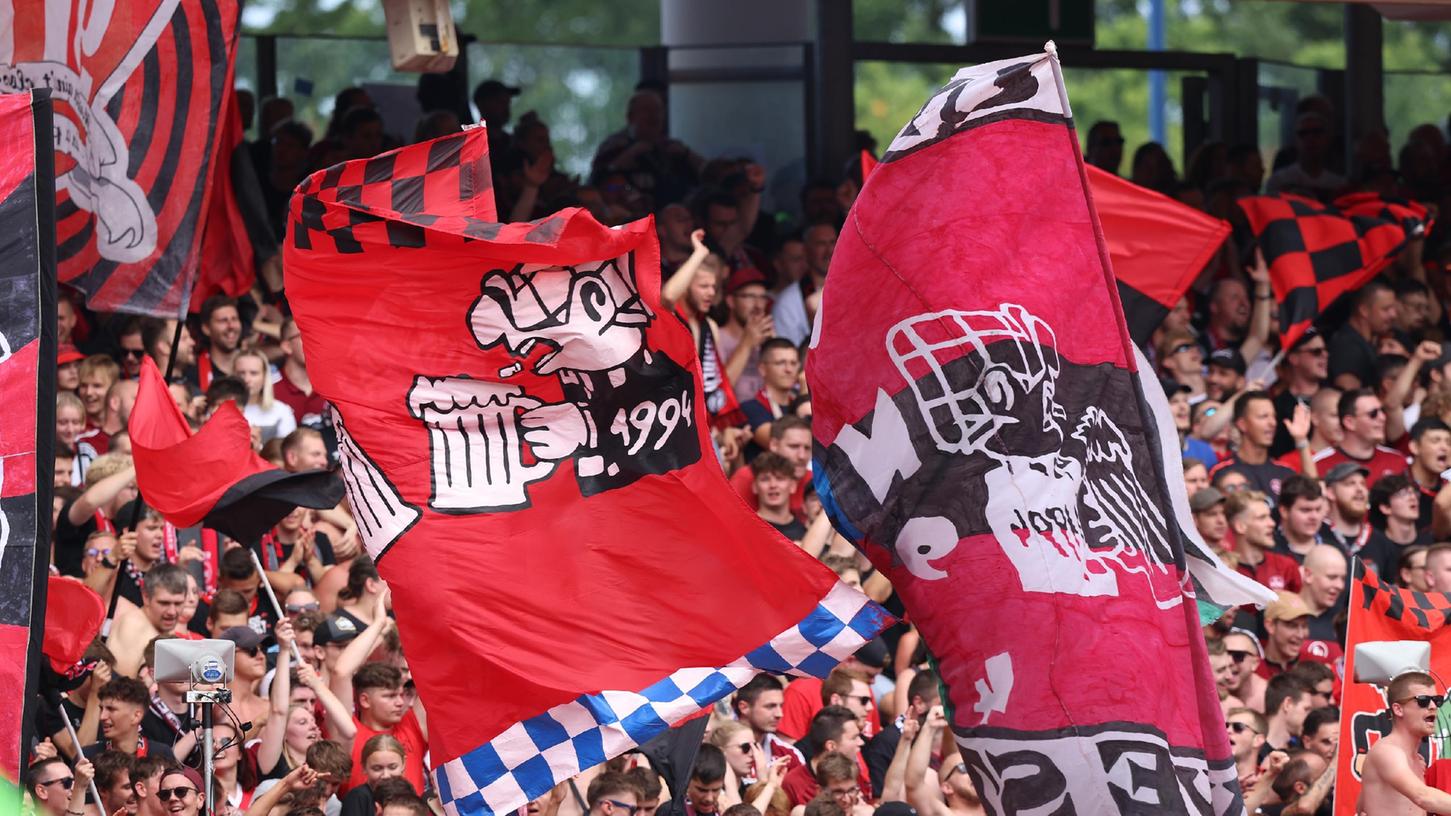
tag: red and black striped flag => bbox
[1334,191,1434,239]
[0,89,56,781]
[4,0,242,316]
[1239,193,1411,350]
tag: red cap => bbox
[725,266,768,295]
[57,344,85,366]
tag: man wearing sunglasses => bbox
[25,756,92,816]
[1310,389,1406,489]
[585,771,643,816]
[155,767,206,816]
[1358,670,1451,814]
[1223,708,1266,790]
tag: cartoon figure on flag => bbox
[880,303,1177,606]
[407,255,701,513]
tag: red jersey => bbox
[1233,550,1302,594]
[1309,446,1408,487]
[343,710,427,795]
[274,372,328,426]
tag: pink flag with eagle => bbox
[808,47,1272,812]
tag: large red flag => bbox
[284,129,891,816]
[1086,165,1230,345]
[0,89,55,782]
[129,356,341,541]
[808,50,1268,812]
[8,0,242,316]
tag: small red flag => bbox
[128,356,341,541]
[1086,166,1230,344]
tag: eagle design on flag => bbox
[858,303,1179,608]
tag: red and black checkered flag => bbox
[1239,193,1410,350]
[1334,191,1435,239]
[293,129,495,254]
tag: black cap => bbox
[853,637,890,669]
[1160,377,1191,398]
[474,80,521,99]
[1207,348,1246,375]
[313,615,361,647]
[1289,325,1321,352]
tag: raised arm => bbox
[257,619,296,774]
[246,764,318,816]
[661,230,710,311]
[879,716,920,804]
[904,707,951,816]
[298,661,356,741]
[67,465,135,526]
[328,585,391,704]
[1240,251,1273,365]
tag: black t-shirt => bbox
[54,498,99,578]
[1213,457,1296,505]
[1359,527,1431,581]
[140,698,195,748]
[1327,325,1378,389]
[768,517,807,541]
[36,697,84,745]
[862,723,902,798]
[1307,604,1341,642]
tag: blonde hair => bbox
[84,452,132,487]
[361,733,407,762]
[235,349,276,410]
[708,719,750,750]
[57,391,84,416]
[78,354,119,384]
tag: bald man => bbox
[100,379,139,439]
[1426,544,1451,593]
[1299,544,1347,642]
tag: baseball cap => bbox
[875,804,917,816]
[219,625,263,651]
[1324,461,1370,485]
[475,79,521,99]
[725,267,768,296]
[1264,591,1313,623]
[313,615,360,647]
[1289,326,1320,352]
[853,637,890,669]
[1207,348,1246,375]
[57,344,85,366]
[1189,487,1226,513]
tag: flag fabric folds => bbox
[1086,165,1230,346]
[0,89,56,781]
[808,51,1267,813]
[5,0,242,316]
[1337,566,1451,814]
[284,129,892,816]
[129,356,343,542]
[1239,193,1413,351]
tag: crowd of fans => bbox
[25,70,1451,816]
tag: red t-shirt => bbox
[1234,550,1302,594]
[343,710,427,795]
[778,677,882,742]
[728,466,809,516]
[274,373,328,427]
[779,757,872,807]
[1308,446,1408,487]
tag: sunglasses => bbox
[1400,694,1446,709]
[735,742,753,755]
[120,348,146,359]
[39,776,75,790]
[854,695,873,707]
[604,800,639,816]
[157,786,197,801]
[285,602,320,613]
[1227,650,1252,664]
[1226,721,1259,735]
[1297,346,1328,357]
[1361,407,1384,419]
[237,645,261,657]
[943,762,968,781]
[1170,343,1197,356]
